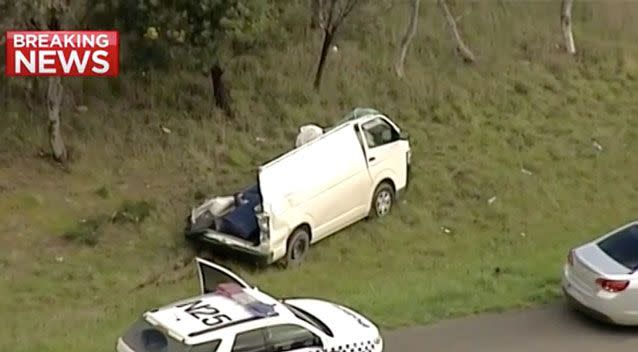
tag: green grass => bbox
[3,1,638,351]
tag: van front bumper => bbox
[186,229,274,263]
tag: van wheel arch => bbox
[378,178,396,193]
[369,179,396,218]
[280,224,312,268]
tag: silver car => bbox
[562,221,638,325]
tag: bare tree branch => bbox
[310,0,322,29]
[324,0,337,31]
[334,0,360,28]
[561,0,576,54]
[438,0,475,64]
[454,9,471,24]
[395,0,420,78]
[312,0,363,89]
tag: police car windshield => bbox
[122,317,220,352]
[284,303,333,337]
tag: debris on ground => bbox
[592,139,603,152]
[160,124,172,134]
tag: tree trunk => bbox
[47,76,67,163]
[438,0,475,64]
[313,29,334,90]
[561,0,576,55]
[395,0,421,78]
[210,64,234,118]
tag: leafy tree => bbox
[119,0,279,117]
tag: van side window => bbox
[361,118,399,148]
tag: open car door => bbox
[196,257,251,294]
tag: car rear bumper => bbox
[562,267,638,326]
[562,286,615,323]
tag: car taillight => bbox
[567,250,574,266]
[595,278,629,292]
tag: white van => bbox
[185,108,411,267]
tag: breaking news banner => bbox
[4,31,119,77]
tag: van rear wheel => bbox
[282,227,310,268]
[370,182,395,218]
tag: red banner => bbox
[4,31,119,77]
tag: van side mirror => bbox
[399,131,409,140]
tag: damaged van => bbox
[185,108,412,267]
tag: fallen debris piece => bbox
[487,196,497,205]
[521,168,533,175]
[592,139,603,151]
[160,125,172,134]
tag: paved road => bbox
[384,302,638,352]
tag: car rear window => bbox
[597,224,638,270]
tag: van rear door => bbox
[258,125,372,236]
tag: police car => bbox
[116,258,384,352]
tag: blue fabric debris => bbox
[218,184,262,241]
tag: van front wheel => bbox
[283,227,310,268]
[370,182,395,218]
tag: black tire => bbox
[369,182,395,218]
[282,226,311,268]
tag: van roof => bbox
[261,108,384,170]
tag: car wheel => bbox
[283,227,310,268]
[369,182,395,218]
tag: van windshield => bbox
[337,107,381,125]
[122,318,220,352]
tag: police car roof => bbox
[144,287,292,345]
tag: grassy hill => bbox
[3,1,638,351]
